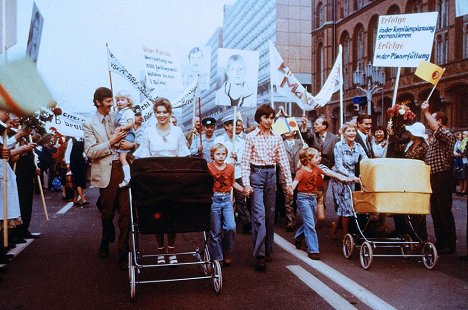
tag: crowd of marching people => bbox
[1,86,467,280]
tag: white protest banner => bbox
[373,12,438,67]
[107,47,151,99]
[269,41,341,110]
[172,79,198,109]
[0,0,17,54]
[45,110,87,138]
[143,46,183,92]
[136,88,160,128]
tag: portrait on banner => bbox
[26,3,44,63]
[215,48,259,107]
[182,46,211,91]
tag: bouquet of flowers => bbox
[386,100,416,132]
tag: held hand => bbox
[110,130,126,145]
[120,141,134,151]
[243,185,253,197]
[231,151,237,161]
[285,186,294,196]
[421,101,429,112]
[36,168,41,176]
[198,145,203,153]
[1,148,10,160]
[301,116,308,132]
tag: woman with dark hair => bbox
[65,138,89,207]
[133,98,190,265]
[372,125,387,158]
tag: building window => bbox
[408,0,423,13]
[344,0,349,17]
[443,33,448,64]
[436,34,443,64]
[437,0,448,28]
[317,2,325,28]
[357,28,364,69]
[317,43,325,88]
[354,0,363,11]
[342,33,350,89]
[464,22,468,59]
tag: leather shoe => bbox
[255,256,266,272]
[308,253,320,260]
[24,232,40,239]
[294,239,302,250]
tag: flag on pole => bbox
[272,117,300,135]
[107,47,152,99]
[172,78,198,109]
[415,61,444,86]
[0,58,52,116]
[314,47,343,108]
[269,41,342,110]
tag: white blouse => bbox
[133,123,190,158]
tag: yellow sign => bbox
[415,60,444,86]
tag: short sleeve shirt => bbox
[208,162,235,193]
[295,166,324,194]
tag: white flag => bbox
[314,48,342,107]
[269,41,317,111]
[269,41,342,110]
[107,47,152,99]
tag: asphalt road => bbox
[0,187,467,309]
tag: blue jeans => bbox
[250,166,276,257]
[294,193,319,254]
[209,193,236,261]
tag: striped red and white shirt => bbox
[241,127,292,187]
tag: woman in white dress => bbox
[133,98,190,265]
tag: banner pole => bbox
[28,135,49,221]
[198,96,202,150]
[391,67,401,107]
[338,44,344,127]
[106,43,114,94]
[232,106,237,152]
[3,130,8,247]
[425,68,445,102]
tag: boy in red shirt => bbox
[292,148,352,260]
[208,143,243,266]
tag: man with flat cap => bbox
[214,114,251,234]
[190,116,217,162]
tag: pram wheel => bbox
[211,260,222,294]
[128,252,136,301]
[201,247,211,276]
[422,242,438,270]
[359,241,373,270]
[400,234,412,258]
[342,234,355,259]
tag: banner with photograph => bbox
[26,2,44,63]
[215,48,259,108]
[373,12,438,67]
[182,46,211,91]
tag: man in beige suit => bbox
[83,87,134,270]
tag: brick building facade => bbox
[311,0,468,132]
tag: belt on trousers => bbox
[298,192,317,197]
[213,192,230,197]
[251,164,275,169]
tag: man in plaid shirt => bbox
[422,101,457,254]
[241,104,293,271]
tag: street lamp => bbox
[353,62,385,115]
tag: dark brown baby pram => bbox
[128,157,221,301]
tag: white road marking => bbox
[0,239,36,267]
[275,233,396,310]
[287,265,358,310]
[57,202,74,215]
